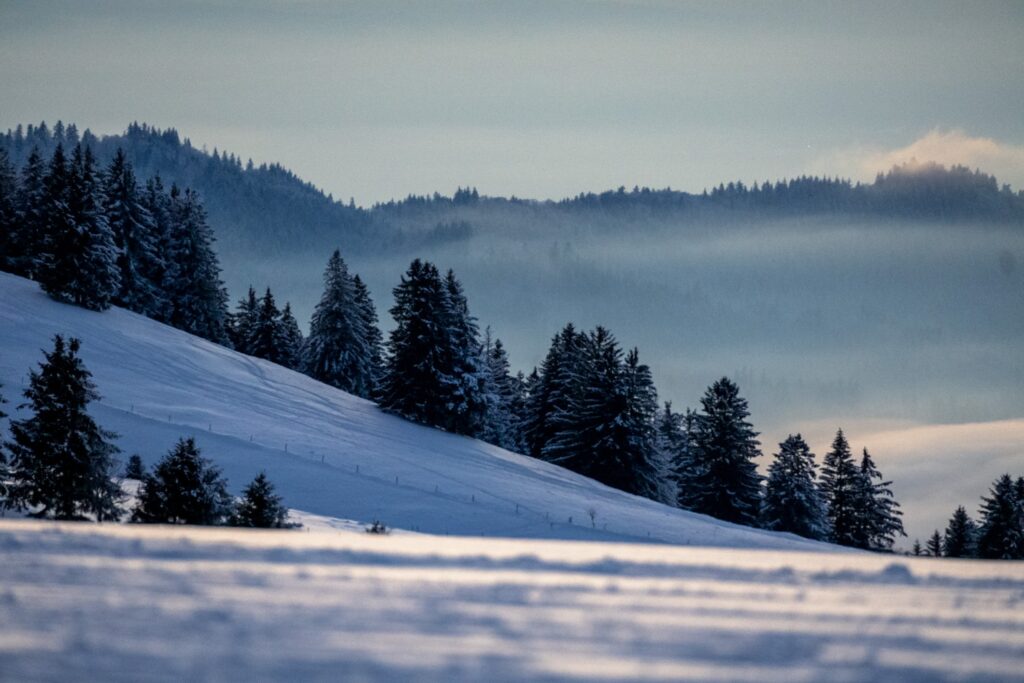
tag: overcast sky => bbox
[2,0,1023,203]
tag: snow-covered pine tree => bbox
[163,185,229,343]
[856,448,905,551]
[303,250,374,396]
[103,148,164,316]
[279,303,304,370]
[653,402,683,505]
[761,434,830,540]
[440,269,488,436]
[10,147,47,278]
[132,437,232,525]
[523,324,582,458]
[124,454,145,480]
[542,329,661,499]
[230,472,294,528]
[5,336,123,520]
[926,529,943,557]
[976,474,1023,559]
[247,288,287,364]
[228,286,259,354]
[686,377,763,526]
[0,148,20,275]
[479,330,524,451]
[380,259,458,428]
[141,174,173,321]
[820,429,861,547]
[352,274,384,397]
[942,505,976,558]
[670,408,701,510]
[912,539,923,556]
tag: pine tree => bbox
[303,250,375,396]
[0,148,20,274]
[652,402,683,505]
[230,472,294,528]
[228,286,259,353]
[5,336,123,520]
[762,434,830,540]
[163,186,229,343]
[132,437,232,525]
[104,148,164,315]
[380,259,459,428]
[247,288,287,364]
[943,506,976,558]
[856,449,905,550]
[541,329,661,500]
[686,377,763,525]
[670,408,701,510]
[523,324,582,458]
[926,529,943,557]
[37,144,121,310]
[912,539,922,556]
[279,303,304,370]
[976,474,1023,559]
[124,454,145,480]
[479,330,523,451]
[820,429,861,546]
[141,175,173,321]
[440,269,488,436]
[10,147,46,278]
[352,274,383,398]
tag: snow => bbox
[0,271,824,550]
[1,519,1022,682]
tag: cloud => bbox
[817,129,1024,190]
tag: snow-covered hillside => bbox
[2,520,1023,682]
[0,272,821,550]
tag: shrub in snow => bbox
[365,520,389,535]
[124,454,145,480]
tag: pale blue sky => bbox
[2,0,1023,203]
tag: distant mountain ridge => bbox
[2,121,1022,257]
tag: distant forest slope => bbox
[2,121,1022,257]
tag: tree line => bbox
[0,337,293,528]
[913,475,1024,560]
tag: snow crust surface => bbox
[1,520,1022,682]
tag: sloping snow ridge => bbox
[0,271,821,549]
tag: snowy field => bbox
[1,519,1023,682]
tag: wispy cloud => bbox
[817,129,1024,190]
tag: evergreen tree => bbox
[352,274,384,398]
[163,186,229,343]
[303,250,376,396]
[820,429,861,546]
[228,286,259,353]
[926,529,943,557]
[652,402,683,505]
[856,449,905,550]
[523,324,582,458]
[541,329,661,499]
[0,148,20,274]
[380,259,458,428]
[976,474,1023,559]
[5,336,123,520]
[247,288,287,364]
[141,175,173,321]
[230,472,294,528]
[439,269,488,436]
[10,147,46,278]
[685,377,763,525]
[943,506,976,558]
[37,144,121,310]
[479,330,525,451]
[912,539,922,556]
[104,148,164,316]
[762,434,830,540]
[124,454,145,480]
[670,408,703,510]
[132,437,232,525]
[279,303,304,370]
